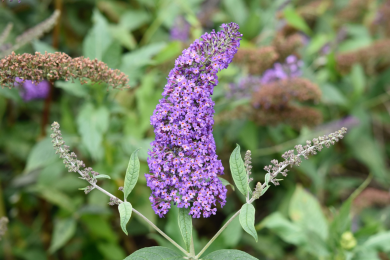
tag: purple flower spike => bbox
[15,78,50,101]
[146,23,242,218]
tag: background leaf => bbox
[124,246,183,260]
[49,218,77,253]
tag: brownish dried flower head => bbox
[233,46,279,75]
[336,39,390,74]
[273,33,303,61]
[353,188,390,212]
[252,105,322,129]
[252,78,321,109]
[216,78,322,129]
[0,52,129,89]
[336,0,373,24]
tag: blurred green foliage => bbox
[0,0,390,259]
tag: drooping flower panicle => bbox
[146,23,242,218]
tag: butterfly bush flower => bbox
[225,76,261,100]
[15,77,50,101]
[261,55,303,84]
[146,23,242,218]
[170,16,190,42]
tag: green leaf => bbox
[223,0,248,25]
[177,208,192,251]
[49,218,77,253]
[261,185,270,196]
[119,10,150,31]
[264,173,270,185]
[32,185,75,212]
[153,41,182,64]
[124,246,183,260]
[203,249,258,260]
[118,202,132,235]
[350,64,365,98]
[283,7,311,35]
[54,79,89,97]
[32,40,57,54]
[97,242,126,260]
[229,144,249,197]
[329,198,352,245]
[123,149,140,201]
[24,138,57,173]
[289,185,328,240]
[94,174,111,179]
[218,177,235,191]
[76,103,109,161]
[320,83,348,105]
[239,203,257,242]
[221,213,242,247]
[257,212,306,245]
[362,231,390,252]
[109,25,137,50]
[83,9,112,61]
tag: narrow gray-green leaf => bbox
[264,173,270,185]
[118,202,132,235]
[229,144,249,196]
[218,177,235,191]
[49,218,77,253]
[94,174,111,179]
[123,149,140,201]
[261,185,270,196]
[124,246,183,260]
[239,203,258,242]
[178,208,192,251]
[203,249,258,259]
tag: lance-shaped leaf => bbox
[218,177,235,191]
[203,249,258,259]
[229,144,249,197]
[123,149,140,201]
[118,202,132,235]
[94,174,111,179]
[239,203,258,242]
[49,218,77,253]
[124,246,184,260]
[178,208,192,251]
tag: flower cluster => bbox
[225,76,261,100]
[146,23,242,218]
[15,77,50,101]
[170,17,190,42]
[0,52,129,89]
[273,33,303,61]
[337,39,390,74]
[261,55,303,84]
[233,46,279,75]
[263,127,348,186]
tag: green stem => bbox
[195,209,241,259]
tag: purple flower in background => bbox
[261,55,303,84]
[225,76,261,100]
[170,16,190,42]
[146,23,242,218]
[15,78,50,101]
